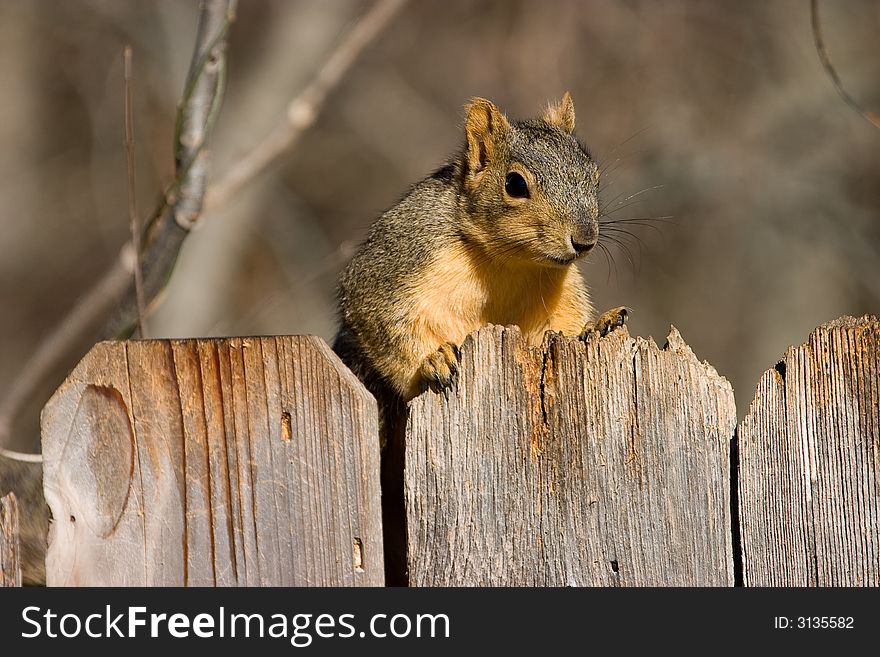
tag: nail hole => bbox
[610,560,619,573]
[69,515,76,523]
[281,411,292,442]
[353,537,364,572]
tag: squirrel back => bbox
[334,93,626,414]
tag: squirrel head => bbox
[458,93,600,268]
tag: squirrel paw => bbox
[419,342,460,392]
[582,306,629,338]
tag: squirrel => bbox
[333,92,627,426]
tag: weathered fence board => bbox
[405,325,737,586]
[738,315,880,586]
[0,493,21,587]
[32,315,880,587]
[41,336,383,586]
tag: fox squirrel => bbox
[334,93,627,418]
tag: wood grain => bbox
[405,325,736,586]
[41,336,383,586]
[0,493,21,587]
[738,315,880,586]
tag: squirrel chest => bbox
[408,239,591,349]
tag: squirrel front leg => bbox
[375,331,461,400]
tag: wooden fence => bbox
[1,315,877,586]
[0,494,20,587]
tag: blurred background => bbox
[1,0,878,450]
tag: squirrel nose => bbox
[570,237,596,254]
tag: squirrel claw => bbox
[582,306,629,338]
[419,342,460,392]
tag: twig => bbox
[205,0,409,209]
[0,447,43,464]
[810,0,880,130]
[123,46,147,338]
[103,0,236,338]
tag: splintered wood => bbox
[405,325,736,586]
[0,493,21,587]
[738,315,880,586]
[41,336,383,586]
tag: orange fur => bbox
[543,91,576,133]
[398,240,592,396]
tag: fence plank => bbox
[41,336,383,586]
[738,315,880,586]
[405,325,736,586]
[0,493,21,587]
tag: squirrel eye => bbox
[505,172,530,199]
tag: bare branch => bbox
[123,45,147,338]
[0,0,236,452]
[810,0,880,130]
[0,0,406,454]
[205,0,409,209]
[103,0,236,338]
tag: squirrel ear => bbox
[464,97,510,174]
[543,92,576,133]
